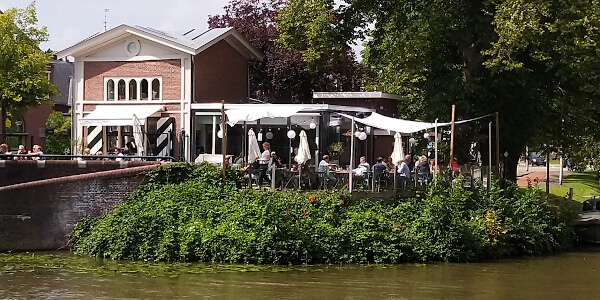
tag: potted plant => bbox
[328,142,344,164]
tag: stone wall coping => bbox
[0,163,162,192]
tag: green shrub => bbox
[71,163,575,264]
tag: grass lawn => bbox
[549,171,600,202]
[549,159,561,165]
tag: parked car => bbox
[530,153,547,166]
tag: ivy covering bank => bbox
[71,163,576,264]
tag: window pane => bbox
[129,80,137,100]
[118,80,126,100]
[107,80,115,100]
[152,79,160,100]
[141,79,148,100]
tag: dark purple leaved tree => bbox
[208,0,364,103]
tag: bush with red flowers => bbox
[71,163,576,264]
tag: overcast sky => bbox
[0,0,231,51]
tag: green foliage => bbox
[71,163,575,264]
[44,111,71,154]
[277,0,600,181]
[0,3,58,143]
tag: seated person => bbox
[234,152,244,166]
[352,156,370,176]
[397,155,412,185]
[318,155,338,189]
[373,157,387,174]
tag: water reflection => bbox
[1,248,600,299]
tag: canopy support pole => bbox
[221,100,227,183]
[434,118,438,176]
[287,117,292,167]
[450,104,456,163]
[488,122,492,192]
[349,116,355,193]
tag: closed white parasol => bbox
[391,132,404,166]
[247,128,261,163]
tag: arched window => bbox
[140,79,149,100]
[117,80,126,100]
[106,79,115,100]
[152,79,160,100]
[128,79,137,100]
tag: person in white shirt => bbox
[397,155,412,185]
[114,148,124,162]
[30,144,44,160]
[258,142,271,186]
[352,156,370,176]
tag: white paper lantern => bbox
[217,129,223,139]
[266,132,274,139]
[409,137,416,144]
[257,132,263,142]
[423,132,430,139]
[309,121,317,129]
[358,132,368,140]
[287,130,296,139]
[354,131,360,138]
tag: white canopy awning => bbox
[79,105,164,126]
[225,104,305,126]
[338,112,450,134]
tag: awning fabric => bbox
[79,105,164,126]
[338,112,450,134]
[226,104,304,126]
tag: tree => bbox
[45,110,71,155]
[208,0,364,103]
[0,4,57,143]
[278,0,600,181]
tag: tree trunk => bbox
[0,100,6,144]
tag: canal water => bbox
[1,247,600,299]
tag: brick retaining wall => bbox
[0,164,158,251]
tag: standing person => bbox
[397,155,412,187]
[78,148,91,161]
[0,143,10,155]
[114,148,124,162]
[449,157,460,177]
[258,142,271,187]
[14,144,27,160]
[30,145,44,160]
[318,154,338,189]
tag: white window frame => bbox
[103,77,163,101]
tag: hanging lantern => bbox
[309,118,317,129]
[287,130,296,139]
[358,132,368,140]
[423,132,430,139]
[217,129,223,139]
[257,130,263,142]
[266,131,273,139]
[409,137,416,144]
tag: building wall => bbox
[0,165,156,251]
[20,104,54,151]
[194,40,248,103]
[83,60,182,100]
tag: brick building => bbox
[57,25,263,160]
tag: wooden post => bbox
[449,105,456,163]
[495,112,500,177]
[221,100,226,183]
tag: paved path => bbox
[516,164,567,187]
